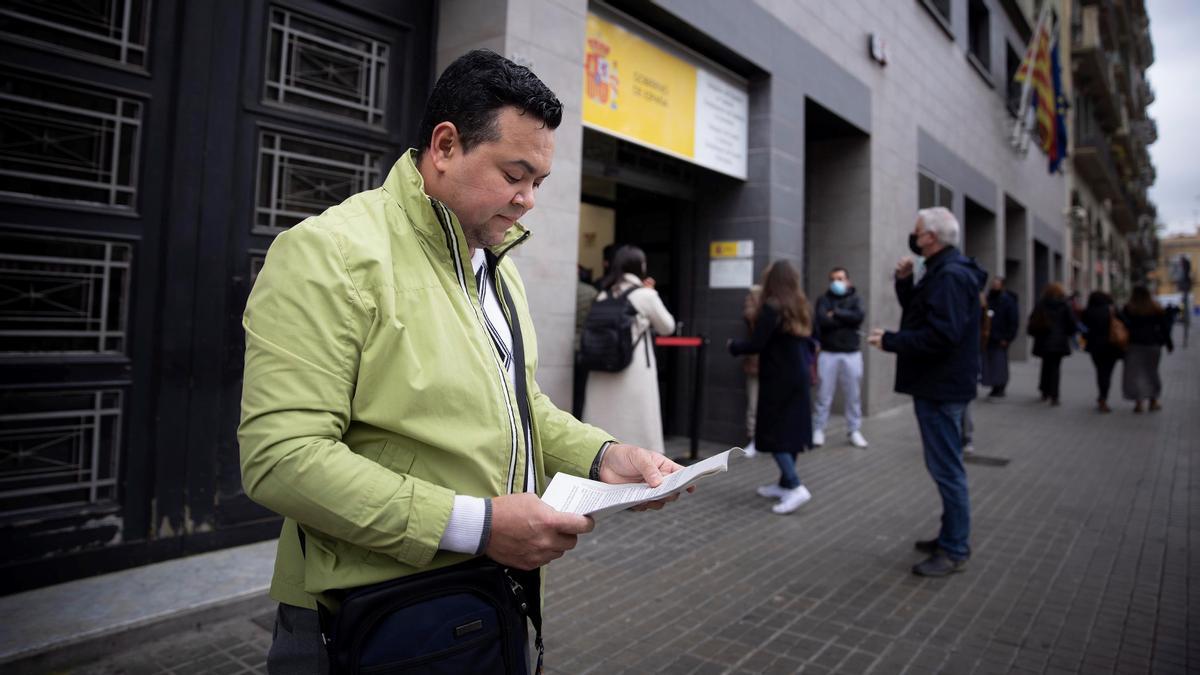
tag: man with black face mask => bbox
[868,207,988,577]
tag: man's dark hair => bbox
[416,50,563,159]
[829,266,848,278]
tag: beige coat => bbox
[582,274,677,453]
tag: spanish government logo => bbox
[586,37,619,110]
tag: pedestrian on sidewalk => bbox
[572,265,598,419]
[729,260,819,515]
[868,207,987,577]
[239,50,686,674]
[1120,285,1174,413]
[812,267,869,448]
[963,290,989,455]
[741,284,763,457]
[1081,290,1124,413]
[583,245,677,453]
[1027,282,1077,406]
[981,277,1019,398]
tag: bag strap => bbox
[295,524,337,648]
[503,568,544,674]
[616,284,654,367]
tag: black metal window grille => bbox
[0,67,142,209]
[0,389,123,517]
[254,128,381,235]
[0,229,132,355]
[263,6,389,127]
[0,0,151,69]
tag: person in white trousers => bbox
[812,267,868,448]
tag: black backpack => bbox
[578,286,650,372]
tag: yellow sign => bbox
[710,242,739,258]
[583,12,696,160]
[710,240,754,258]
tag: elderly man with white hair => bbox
[868,207,988,577]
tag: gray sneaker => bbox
[912,552,968,577]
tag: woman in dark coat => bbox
[1027,282,1077,405]
[1081,291,1123,412]
[729,260,819,515]
[1120,285,1173,412]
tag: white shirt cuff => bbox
[438,495,488,554]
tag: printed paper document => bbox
[541,448,745,518]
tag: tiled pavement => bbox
[75,335,1197,674]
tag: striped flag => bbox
[1014,10,1068,172]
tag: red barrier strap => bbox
[655,336,704,347]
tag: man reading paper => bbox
[239,50,686,672]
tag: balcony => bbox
[1137,79,1155,106]
[1072,5,1122,131]
[1074,107,1136,233]
[1131,118,1157,146]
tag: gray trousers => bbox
[268,603,329,675]
[812,351,864,434]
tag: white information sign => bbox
[693,70,749,179]
[709,258,754,289]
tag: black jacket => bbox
[985,289,1019,347]
[729,302,819,453]
[1121,310,1173,349]
[882,247,988,402]
[1028,298,1076,357]
[1082,301,1121,357]
[815,289,864,352]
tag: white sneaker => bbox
[756,483,789,499]
[772,485,812,514]
[963,443,975,455]
[849,431,869,448]
[743,440,758,458]
[812,429,825,447]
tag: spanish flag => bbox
[1015,16,1069,172]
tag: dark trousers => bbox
[268,603,329,675]
[1090,352,1119,402]
[1038,355,1064,399]
[913,397,970,559]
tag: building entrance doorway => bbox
[578,129,700,441]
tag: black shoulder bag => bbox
[298,526,544,674]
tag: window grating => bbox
[0,389,123,517]
[0,229,132,356]
[254,129,381,235]
[0,67,142,209]
[0,0,151,68]
[250,253,265,285]
[264,6,389,126]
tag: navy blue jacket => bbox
[986,289,1019,347]
[882,247,988,402]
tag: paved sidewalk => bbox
[69,338,1197,674]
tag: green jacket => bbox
[239,150,611,610]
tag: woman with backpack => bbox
[728,260,820,515]
[1027,282,1077,406]
[1120,285,1174,412]
[582,245,676,453]
[1081,291,1124,413]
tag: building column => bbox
[436,0,588,406]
